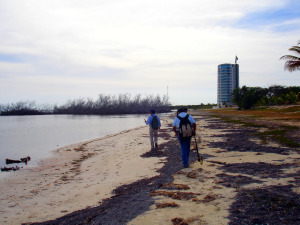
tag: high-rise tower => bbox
[217,61,239,105]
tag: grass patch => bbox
[207,105,300,121]
[280,125,299,130]
[242,122,267,128]
[256,127,300,148]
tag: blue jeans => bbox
[178,135,191,167]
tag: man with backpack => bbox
[145,109,161,150]
[172,108,196,168]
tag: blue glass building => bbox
[217,63,239,105]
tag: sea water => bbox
[0,114,148,173]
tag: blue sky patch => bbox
[0,53,23,63]
[234,2,300,31]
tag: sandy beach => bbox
[0,121,170,224]
[0,110,299,225]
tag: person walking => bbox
[172,108,196,168]
[145,109,161,150]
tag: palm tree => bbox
[280,40,300,72]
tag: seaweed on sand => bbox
[228,185,300,225]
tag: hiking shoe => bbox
[183,165,189,168]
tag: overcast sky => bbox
[0,0,299,106]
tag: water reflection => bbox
[0,114,147,169]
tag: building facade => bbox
[217,63,239,105]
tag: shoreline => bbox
[0,119,173,224]
[0,126,144,180]
[0,113,154,171]
[1,110,299,224]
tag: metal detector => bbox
[194,135,203,165]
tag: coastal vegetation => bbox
[0,93,171,116]
[1,85,299,115]
[170,103,217,110]
[232,85,300,110]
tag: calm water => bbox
[0,114,148,171]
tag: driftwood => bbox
[5,159,21,164]
[1,166,20,172]
[6,156,31,165]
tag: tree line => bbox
[170,103,217,110]
[232,85,300,110]
[0,93,171,116]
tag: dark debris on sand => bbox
[203,118,290,154]
[216,173,263,188]
[206,116,300,225]
[220,162,298,179]
[229,185,300,225]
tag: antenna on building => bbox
[235,55,238,64]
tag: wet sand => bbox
[0,111,299,225]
